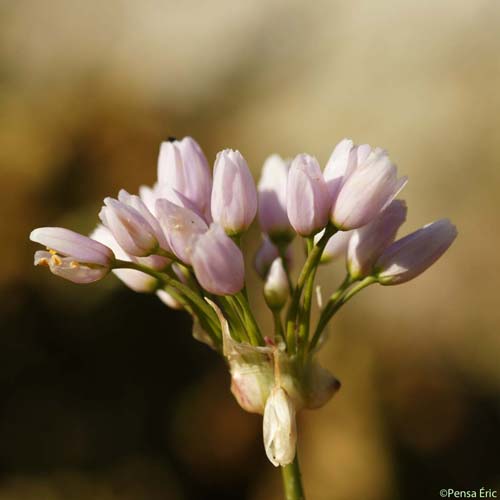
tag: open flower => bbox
[30,227,114,283]
[331,147,407,229]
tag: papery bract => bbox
[303,361,341,409]
[287,154,330,236]
[347,199,407,278]
[157,137,212,218]
[191,224,245,295]
[375,218,457,285]
[211,298,274,413]
[263,386,297,467]
[258,155,294,242]
[211,149,257,235]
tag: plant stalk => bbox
[281,454,306,500]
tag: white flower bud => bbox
[264,258,288,310]
[263,386,297,467]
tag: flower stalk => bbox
[281,455,306,500]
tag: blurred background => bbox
[1,0,499,498]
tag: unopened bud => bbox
[211,149,257,235]
[263,386,297,467]
[264,258,288,310]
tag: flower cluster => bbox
[30,136,457,467]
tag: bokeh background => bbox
[1,1,499,499]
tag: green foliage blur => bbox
[0,1,499,499]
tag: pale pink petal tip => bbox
[30,227,114,266]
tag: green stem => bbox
[278,244,294,296]
[218,296,246,342]
[313,274,352,335]
[234,292,264,346]
[285,225,336,353]
[281,454,305,500]
[272,309,284,340]
[297,238,315,353]
[309,276,376,351]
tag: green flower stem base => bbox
[281,454,306,500]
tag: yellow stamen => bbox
[48,248,57,255]
[50,254,62,266]
[37,258,49,267]
[70,261,79,268]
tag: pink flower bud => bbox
[253,236,292,280]
[347,199,407,278]
[332,149,407,230]
[287,154,331,236]
[211,149,257,235]
[264,258,288,310]
[138,184,158,213]
[159,185,209,220]
[156,289,183,309]
[99,198,159,257]
[157,137,212,218]
[257,155,294,242]
[263,386,297,467]
[117,189,170,251]
[156,199,208,264]
[90,224,159,292]
[375,218,457,285]
[254,236,279,279]
[30,227,114,284]
[315,229,353,264]
[191,224,245,295]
